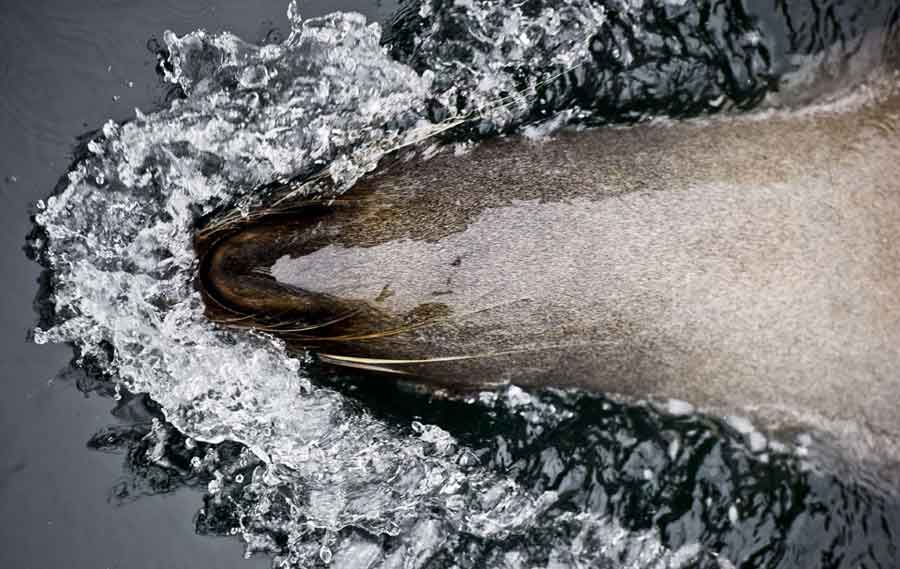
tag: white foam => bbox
[666,399,695,416]
[32,2,712,566]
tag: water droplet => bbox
[238,65,270,89]
[286,0,302,25]
[319,546,332,564]
[87,140,104,155]
[748,431,767,453]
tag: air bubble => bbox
[86,140,104,155]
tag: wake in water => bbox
[29,1,900,567]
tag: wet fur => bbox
[196,85,900,479]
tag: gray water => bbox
[6,1,900,568]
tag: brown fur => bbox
[197,88,900,476]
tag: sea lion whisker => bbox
[373,61,578,159]
[376,119,468,156]
[316,342,596,365]
[317,353,492,365]
[197,197,334,239]
[305,318,444,341]
[263,309,363,333]
[463,36,591,121]
[270,172,331,208]
[310,306,487,341]
[210,312,259,325]
[299,300,533,342]
[201,282,254,317]
[316,355,412,375]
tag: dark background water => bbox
[6,1,900,568]
[0,2,394,567]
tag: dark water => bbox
[6,1,900,568]
[0,2,393,568]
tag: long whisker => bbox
[210,312,259,324]
[272,309,362,333]
[198,194,368,242]
[200,284,251,317]
[316,355,412,375]
[317,340,601,366]
[286,298,530,342]
[317,353,497,365]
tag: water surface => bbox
[10,1,900,568]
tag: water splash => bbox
[32,4,678,566]
[31,1,900,567]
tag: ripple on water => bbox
[31,1,900,567]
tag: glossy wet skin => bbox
[200,90,900,469]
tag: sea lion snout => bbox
[200,209,346,325]
[198,202,404,348]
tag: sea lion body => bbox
[200,89,900,468]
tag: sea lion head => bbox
[196,192,467,381]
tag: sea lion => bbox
[197,86,900,472]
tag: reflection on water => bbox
[28,0,900,567]
[84,370,900,568]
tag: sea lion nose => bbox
[197,200,404,349]
[198,213,351,327]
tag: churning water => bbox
[29,1,900,567]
